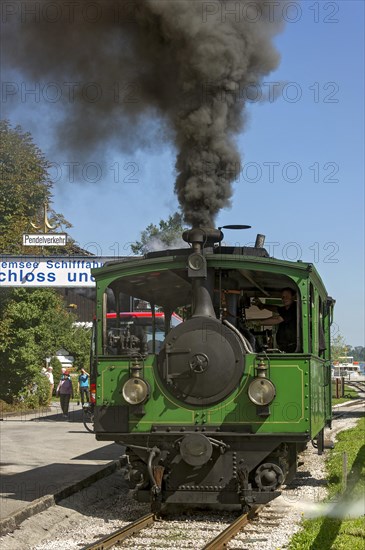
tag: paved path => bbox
[0,401,122,520]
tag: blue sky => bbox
[2,1,364,345]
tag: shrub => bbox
[17,371,52,408]
[50,356,63,391]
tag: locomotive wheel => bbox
[254,463,284,491]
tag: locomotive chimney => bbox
[182,227,223,253]
[184,227,222,319]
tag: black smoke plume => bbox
[3,1,286,226]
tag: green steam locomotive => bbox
[91,227,334,511]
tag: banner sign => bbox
[23,233,67,246]
[0,256,128,287]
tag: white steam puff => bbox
[288,496,365,519]
[3,0,286,226]
[144,236,189,253]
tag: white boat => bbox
[332,356,361,379]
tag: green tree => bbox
[0,120,72,254]
[131,212,187,254]
[331,333,349,363]
[0,288,90,405]
[64,325,91,371]
[346,345,365,362]
[50,356,63,394]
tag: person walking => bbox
[78,369,90,405]
[56,371,74,418]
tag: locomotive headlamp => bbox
[122,359,149,405]
[122,377,149,405]
[248,378,276,406]
[187,252,207,278]
[188,253,205,271]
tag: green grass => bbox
[289,517,365,550]
[288,417,365,550]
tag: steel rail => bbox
[332,399,365,421]
[348,382,365,392]
[81,512,155,550]
[202,505,264,549]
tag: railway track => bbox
[332,383,365,419]
[82,513,155,550]
[81,506,265,550]
[201,505,264,549]
[346,380,365,393]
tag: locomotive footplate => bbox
[135,489,281,506]
[96,431,311,443]
[137,489,237,505]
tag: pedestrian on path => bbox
[56,371,74,418]
[78,369,90,405]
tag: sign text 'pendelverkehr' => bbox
[23,233,68,246]
[0,257,129,287]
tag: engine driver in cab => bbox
[255,288,297,353]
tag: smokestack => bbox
[183,227,219,318]
[183,227,223,253]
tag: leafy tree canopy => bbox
[0,288,90,403]
[331,333,349,363]
[346,345,365,362]
[331,333,365,363]
[0,120,72,254]
[131,212,187,254]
